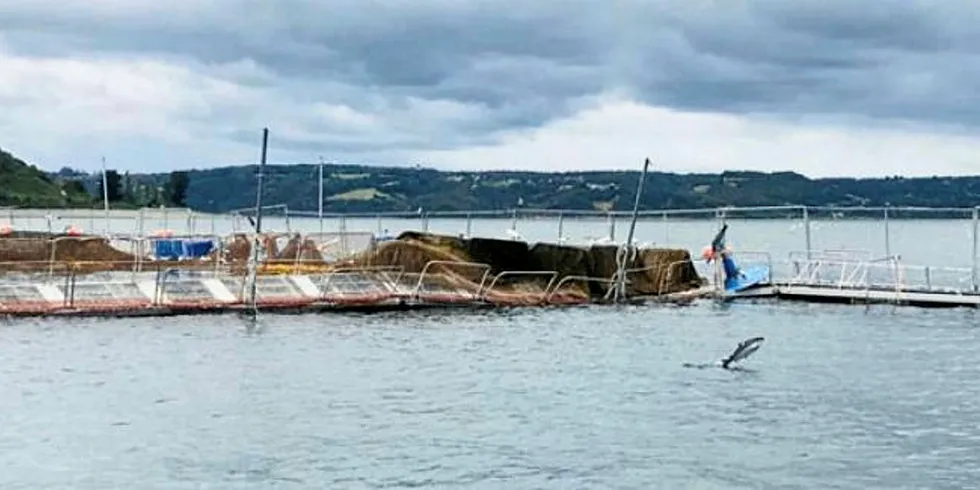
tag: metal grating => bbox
[313,272,398,297]
[64,282,149,302]
[0,284,45,302]
[162,280,216,300]
[255,276,300,297]
[218,278,244,299]
[220,276,300,299]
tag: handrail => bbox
[545,275,615,302]
[773,257,976,294]
[481,270,559,302]
[414,260,492,300]
[321,265,406,285]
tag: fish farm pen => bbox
[0,204,979,318]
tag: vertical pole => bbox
[247,127,269,314]
[101,156,110,234]
[466,212,473,238]
[972,206,978,292]
[510,208,518,233]
[715,208,726,294]
[662,211,669,245]
[317,156,324,233]
[613,158,650,302]
[254,129,268,235]
[608,213,616,242]
[803,206,812,260]
[339,215,348,255]
[884,204,891,258]
[557,211,564,244]
[137,208,145,269]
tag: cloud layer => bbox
[1,0,978,177]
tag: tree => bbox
[98,169,123,203]
[166,171,190,207]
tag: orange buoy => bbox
[0,224,12,236]
[65,225,82,236]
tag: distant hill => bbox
[1,144,976,213]
[0,148,94,207]
[83,163,980,214]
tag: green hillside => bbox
[0,148,93,207]
[2,142,977,213]
[106,164,980,214]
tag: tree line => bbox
[96,170,191,208]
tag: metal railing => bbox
[774,257,977,294]
[3,204,977,288]
[0,253,714,314]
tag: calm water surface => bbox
[2,302,980,489]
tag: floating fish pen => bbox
[0,230,705,318]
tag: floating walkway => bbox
[725,253,980,308]
[0,262,605,319]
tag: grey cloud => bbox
[2,0,979,159]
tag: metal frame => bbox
[414,260,492,301]
[481,270,559,304]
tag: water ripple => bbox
[1,302,979,488]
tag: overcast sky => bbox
[1,0,978,177]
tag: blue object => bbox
[182,240,214,258]
[153,239,214,260]
[725,264,770,293]
[153,239,183,260]
[722,255,739,280]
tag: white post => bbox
[972,206,978,292]
[803,206,812,260]
[101,156,110,234]
[884,204,891,258]
[557,211,564,244]
[317,156,324,234]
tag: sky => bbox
[1,0,979,178]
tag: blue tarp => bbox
[153,239,214,260]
